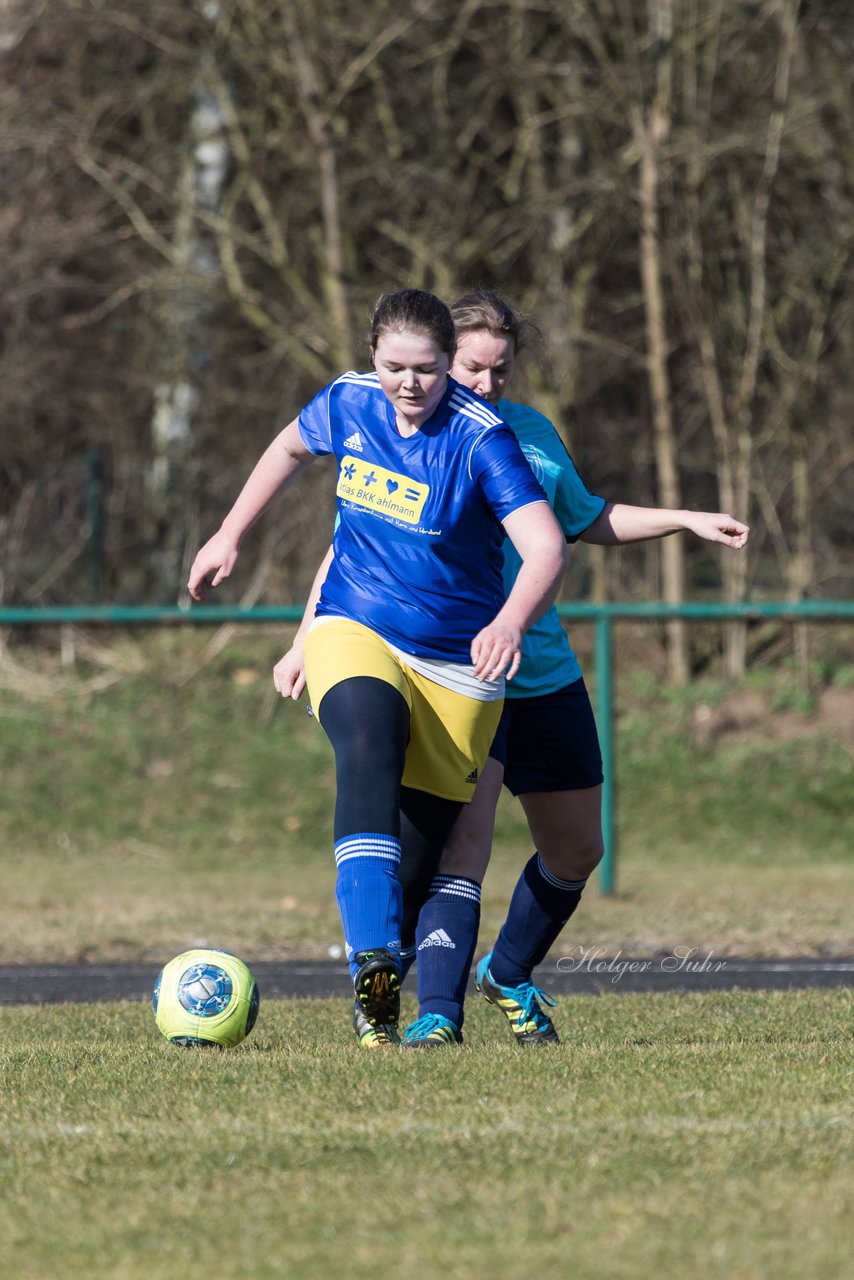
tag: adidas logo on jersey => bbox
[465,768,479,784]
[343,431,364,452]
[418,929,455,950]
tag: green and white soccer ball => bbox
[152,949,259,1048]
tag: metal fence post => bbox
[86,449,103,601]
[595,611,616,895]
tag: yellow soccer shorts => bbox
[304,618,502,803]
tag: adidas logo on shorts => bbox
[418,929,455,950]
[343,431,364,452]
[465,768,479,784]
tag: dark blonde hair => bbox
[449,289,538,354]
[369,288,456,358]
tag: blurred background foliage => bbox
[1,0,852,677]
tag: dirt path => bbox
[2,956,853,1006]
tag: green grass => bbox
[0,629,851,962]
[1,634,850,1276]
[0,990,851,1279]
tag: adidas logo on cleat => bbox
[465,768,479,784]
[367,971,392,998]
[343,431,364,452]
[353,949,401,1028]
[418,929,455,950]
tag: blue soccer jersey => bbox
[297,375,546,662]
[498,399,607,698]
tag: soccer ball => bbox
[152,949,260,1048]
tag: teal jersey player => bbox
[497,398,606,698]
[397,290,749,1049]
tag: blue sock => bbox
[489,853,587,987]
[334,833,403,980]
[416,875,481,1028]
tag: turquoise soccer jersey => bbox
[297,374,546,662]
[497,399,607,698]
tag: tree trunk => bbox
[282,6,352,370]
[633,0,688,683]
[723,0,801,677]
[149,37,228,600]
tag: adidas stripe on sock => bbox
[489,853,587,987]
[415,875,481,1027]
[334,832,403,979]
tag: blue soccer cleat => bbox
[402,1012,463,1048]
[475,952,559,1044]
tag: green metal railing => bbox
[3,599,852,895]
[567,600,854,895]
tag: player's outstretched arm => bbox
[581,503,749,549]
[187,419,314,601]
[471,501,567,682]
[273,544,334,700]
[679,510,750,547]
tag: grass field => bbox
[1,631,851,1279]
[0,629,851,963]
[0,990,851,1280]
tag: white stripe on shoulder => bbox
[454,401,502,433]
[333,371,382,388]
[449,387,502,429]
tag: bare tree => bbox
[1,0,851,641]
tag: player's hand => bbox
[273,645,307,700]
[187,531,240,601]
[471,621,522,682]
[683,512,750,549]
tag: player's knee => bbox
[543,830,603,882]
[337,732,399,785]
[577,833,604,879]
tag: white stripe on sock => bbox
[334,834,401,867]
[536,854,587,893]
[428,875,481,904]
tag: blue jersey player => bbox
[188,288,567,1047]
